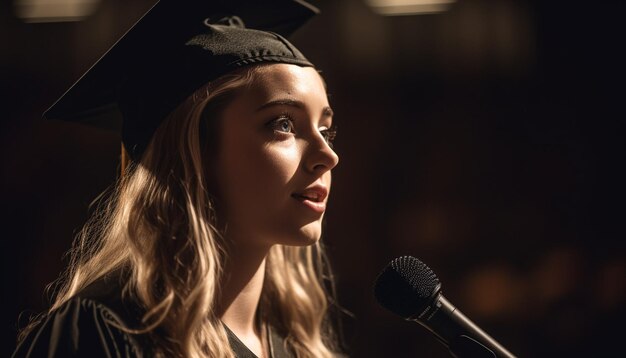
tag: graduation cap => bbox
[44,0,319,160]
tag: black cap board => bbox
[44,0,319,160]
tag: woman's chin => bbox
[281,225,322,247]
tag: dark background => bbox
[2,0,624,357]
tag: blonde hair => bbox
[28,66,340,357]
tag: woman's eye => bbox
[320,125,337,148]
[270,115,295,134]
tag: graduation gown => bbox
[12,272,294,358]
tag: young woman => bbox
[13,2,342,357]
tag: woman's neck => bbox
[217,239,271,356]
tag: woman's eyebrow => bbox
[256,99,334,117]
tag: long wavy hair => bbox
[24,65,340,357]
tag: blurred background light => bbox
[14,0,101,23]
[365,0,456,15]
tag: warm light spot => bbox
[365,0,456,15]
[531,247,582,303]
[462,264,522,318]
[14,0,100,23]
[596,258,626,310]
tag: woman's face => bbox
[213,64,339,248]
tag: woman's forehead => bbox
[246,64,327,103]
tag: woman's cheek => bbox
[262,144,301,183]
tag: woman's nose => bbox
[304,133,339,175]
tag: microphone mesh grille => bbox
[373,256,440,318]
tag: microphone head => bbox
[374,256,441,318]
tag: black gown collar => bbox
[223,323,294,358]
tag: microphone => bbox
[373,256,516,358]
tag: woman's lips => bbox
[292,196,326,213]
[292,186,328,214]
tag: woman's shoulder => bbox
[74,269,145,328]
[13,272,147,357]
